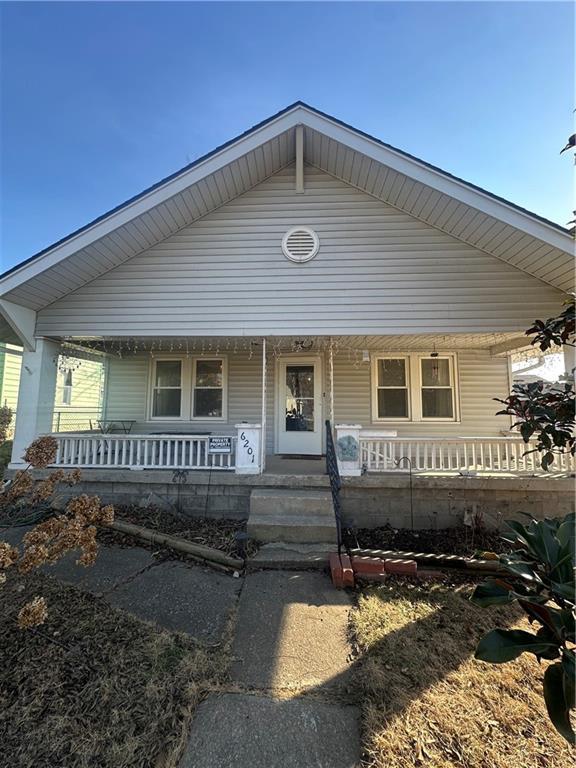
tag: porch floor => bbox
[264,456,326,476]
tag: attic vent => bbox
[282,227,319,263]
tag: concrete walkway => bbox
[3,528,361,767]
[181,570,360,768]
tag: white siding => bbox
[333,349,511,436]
[104,347,512,447]
[105,351,264,435]
[36,165,564,338]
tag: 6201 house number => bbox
[240,431,255,463]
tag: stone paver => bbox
[180,693,360,768]
[231,570,352,691]
[41,544,155,594]
[107,560,241,642]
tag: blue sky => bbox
[1,1,573,271]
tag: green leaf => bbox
[551,580,576,603]
[543,662,576,744]
[470,581,515,607]
[562,650,576,708]
[475,629,559,663]
[499,556,543,583]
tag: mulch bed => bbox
[97,504,258,559]
[343,523,507,558]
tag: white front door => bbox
[277,356,323,455]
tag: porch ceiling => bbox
[57,331,529,357]
[1,103,572,317]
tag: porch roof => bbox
[1,103,572,327]
[57,331,531,357]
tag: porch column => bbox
[335,423,362,477]
[260,338,267,472]
[235,423,262,474]
[10,338,60,466]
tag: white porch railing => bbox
[359,436,576,474]
[50,433,236,471]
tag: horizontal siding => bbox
[105,351,263,435]
[36,165,564,337]
[333,349,511,436]
[54,358,105,411]
[0,345,22,411]
[103,348,512,451]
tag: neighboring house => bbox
[0,343,105,435]
[0,343,22,434]
[0,103,573,505]
[52,353,106,432]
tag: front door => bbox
[277,357,323,455]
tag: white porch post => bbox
[235,423,262,474]
[260,337,267,472]
[10,338,60,466]
[334,423,362,477]
[328,338,334,425]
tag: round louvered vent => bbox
[282,226,319,263]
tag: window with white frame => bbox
[420,356,455,419]
[372,354,458,422]
[374,357,410,419]
[149,357,227,420]
[193,359,225,419]
[151,360,182,418]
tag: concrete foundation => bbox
[18,467,575,530]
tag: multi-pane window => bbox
[372,354,458,422]
[152,360,182,418]
[193,359,224,418]
[420,357,454,419]
[375,358,409,419]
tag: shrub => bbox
[471,512,575,743]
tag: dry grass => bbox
[0,571,229,768]
[351,580,574,768]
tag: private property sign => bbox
[208,436,232,454]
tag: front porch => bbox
[10,333,574,481]
[47,429,575,476]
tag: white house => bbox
[1,103,573,500]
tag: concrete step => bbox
[250,488,334,518]
[248,543,337,571]
[247,488,338,545]
[247,514,337,544]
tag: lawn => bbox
[351,580,574,768]
[0,571,229,768]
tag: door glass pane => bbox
[153,388,181,417]
[377,359,406,387]
[155,360,181,387]
[377,389,408,418]
[194,389,223,418]
[421,358,450,386]
[196,359,222,387]
[422,389,453,418]
[285,365,314,432]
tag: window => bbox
[374,358,409,419]
[152,360,182,418]
[193,359,224,419]
[372,354,458,422]
[420,357,455,419]
[62,369,73,405]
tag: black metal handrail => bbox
[325,419,343,554]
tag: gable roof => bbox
[1,101,573,312]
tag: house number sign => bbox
[239,431,255,464]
